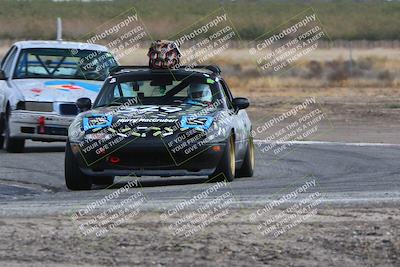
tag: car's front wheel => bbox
[4,110,24,153]
[65,140,92,190]
[209,134,236,182]
[0,112,4,148]
[236,136,255,178]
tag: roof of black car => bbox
[109,65,221,78]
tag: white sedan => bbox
[0,40,117,152]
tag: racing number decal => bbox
[161,106,182,113]
[121,106,182,114]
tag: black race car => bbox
[65,65,254,190]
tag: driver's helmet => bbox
[188,83,212,102]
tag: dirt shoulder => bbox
[0,207,398,267]
[245,87,400,144]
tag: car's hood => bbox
[84,104,224,131]
[71,104,229,163]
[11,79,102,102]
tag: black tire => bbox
[0,113,4,149]
[92,176,115,186]
[65,140,92,190]
[236,136,255,178]
[209,135,236,182]
[4,110,24,153]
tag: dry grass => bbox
[1,44,399,100]
[1,0,400,40]
[211,48,400,98]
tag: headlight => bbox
[16,101,53,112]
[180,115,213,130]
[16,101,25,110]
[68,115,85,142]
[83,115,112,131]
[69,114,113,143]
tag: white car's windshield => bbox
[13,48,117,81]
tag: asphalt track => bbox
[0,140,399,217]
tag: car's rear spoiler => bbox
[109,65,221,75]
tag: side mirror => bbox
[0,70,6,80]
[76,97,92,112]
[232,97,250,110]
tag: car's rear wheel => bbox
[65,140,92,190]
[236,136,255,178]
[209,134,235,182]
[4,109,24,153]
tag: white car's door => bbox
[0,45,19,113]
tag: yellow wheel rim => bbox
[230,137,235,176]
[249,137,255,170]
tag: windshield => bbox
[13,48,117,81]
[94,73,228,108]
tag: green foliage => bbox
[384,104,400,109]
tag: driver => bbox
[187,83,212,103]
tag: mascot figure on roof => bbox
[147,40,182,69]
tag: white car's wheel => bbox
[0,113,5,148]
[4,109,24,153]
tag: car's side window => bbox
[2,46,18,78]
[113,83,138,98]
[120,83,136,97]
[113,87,121,98]
[219,80,234,109]
[0,46,14,69]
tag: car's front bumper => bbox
[70,140,227,177]
[9,110,75,141]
